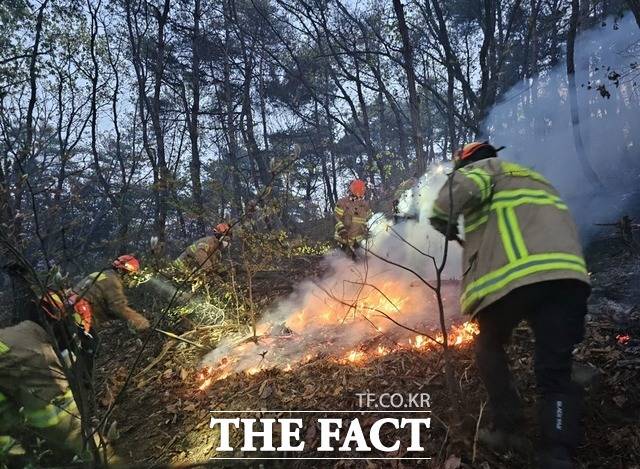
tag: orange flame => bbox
[197,276,478,391]
[198,378,212,391]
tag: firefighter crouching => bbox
[174,223,232,278]
[0,290,113,465]
[74,254,150,332]
[334,179,372,259]
[430,142,590,469]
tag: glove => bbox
[127,314,150,331]
[429,217,459,241]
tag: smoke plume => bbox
[484,14,640,238]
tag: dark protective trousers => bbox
[474,279,589,431]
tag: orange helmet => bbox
[68,293,93,334]
[214,223,232,237]
[455,141,504,164]
[349,179,366,198]
[113,254,140,273]
[458,142,491,161]
[41,290,66,320]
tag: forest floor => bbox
[93,229,640,469]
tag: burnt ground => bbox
[91,232,640,469]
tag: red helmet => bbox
[113,254,140,273]
[349,179,366,198]
[41,290,65,320]
[214,223,232,237]
[68,293,93,333]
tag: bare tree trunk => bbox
[3,0,49,323]
[567,0,603,187]
[446,66,456,158]
[392,0,426,173]
[223,0,243,215]
[232,0,270,190]
[353,60,383,184]
[477,0,497,122]
[149,0,172,245]
[241,54,270,189]
[258,58,270,151]
[189,0,205,236]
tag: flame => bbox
[198,274,477,390]
[198,378,212,391]
[197,320,479,390]
[345,350,365,363]
[412,335,427,349]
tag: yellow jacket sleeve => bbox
[432,166,492,223]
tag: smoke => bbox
[202,165,463,373]
[483,15,640,238]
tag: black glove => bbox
[429,217,459,241]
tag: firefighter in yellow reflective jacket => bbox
[430,142,590,469]
[0,320,94,465]
[174,223,232,277]
[0,283,131,465]
[74,255,150,331]
[334,179,372,259]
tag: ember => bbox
[616,334,631,345]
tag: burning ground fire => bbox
[197,318,478,389]
[198,269,477,390]
[337,321,479,365]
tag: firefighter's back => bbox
[460,158,589,315]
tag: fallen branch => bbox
[472,400,486,463]
[154,328,209,350]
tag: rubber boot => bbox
[537,393,582,469]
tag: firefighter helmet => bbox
[214,223,232,238]
[349,179,366,198]
[458,142,491,161]
[41,290,65,320]
[455,141,504,164]
[113,254,140,273]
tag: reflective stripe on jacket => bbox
[175,236,223,274]
[432,159,590,316]
[0,321,87,458]
[334,196,371,244]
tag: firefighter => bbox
[0,293,116,465]
[429,142,590,469]
[174,223,232,277]
[74,255,150,332]
[0,320,90,464]
[334,179,372,259]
